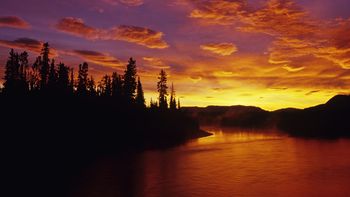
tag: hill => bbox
[276,95,350,138]
[184,95,350,138]
[183,105,271,128]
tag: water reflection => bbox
[194,127,283,146]
[70,128,350,197]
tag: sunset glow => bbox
[1,0,350,110]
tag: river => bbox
[68,128,350,197]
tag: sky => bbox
[0,0,350,110]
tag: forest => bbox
[0,42,210,152]
[1,42,179,109]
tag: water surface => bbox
[70,128,350,197]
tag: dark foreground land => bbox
[1,95,210,197]
[184,95,350,138]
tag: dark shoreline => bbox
[1,94,211,197]
[184,95,350,139]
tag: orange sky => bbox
[1,0,350,110]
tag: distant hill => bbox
[183,105,271,128]
[276,95,350,138]
[184,95,350,138]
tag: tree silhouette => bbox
[29,56,41,92]
[157,69,168,109]
[77,62,89,96]
[100,75,112,97]
[57,63,70,95]
[48,59,58,93]
[18,51,29,93]
[40,42,50,91]
[1,48,185,112]
[112,72,123,98]
[170,83,177,110]
[136,77,146,107]
[123,58,137,102]
[3,49,19,94]
[87,76,97,96]
[150,98,158,109]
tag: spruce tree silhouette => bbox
[3,49,29,95]
[157,69,168,109]
[48,59,58,93]
[112,72,123,99]
[123,58,137,102]
[40,42,50,91]
[18,51,29,93]
[57,63,70,95]
[3,49,19,94]
[77,62,89,96]
[170,83,177,110]
[100,75,112,96]
[150,98,158,109]
[136,76,146,107]
[87,76,97,96]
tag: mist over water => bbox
[69,128,350,197]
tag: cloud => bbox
[305,90,320,96]
[109,25,169,49]
[200,43,238,56]
[0,39,122,69]
[189,76,202,83]
[189,0,246,25]
[188,0,313,36]
[268,30,350,69]
[102,0,144,6]
[0,16,30,29]
[187,0,350,69]
[143,57,170,69]
[0,38,57,56]
[282,65,305,72]
[72,50,123,67]
[0,38,41,53]
[238,0,316,37]
[119,0,144,6]
[56,17,168,49]
[55,17,101,39]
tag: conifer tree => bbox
[40,42,50,90]
[3,49,30,95]
[112,72,123,98]
[3,49,19,94]
[57,63,70,94]
[87,76,97,96]
[100,75,112,96]
[136,77,146,107]
[157,69,168,109]
[18,51,29,93]
[123,58,137,102]
[170,83,177,110]
[150,98,158,109]
[48,59,57,92]
[77,62,89,96]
